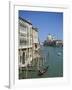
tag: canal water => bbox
[19,46,63,79]
[41,46,63,78]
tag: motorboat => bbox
[57,52,61,56]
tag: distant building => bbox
[47,34,52,41]
[44,34,63,47]
[47,34,55,42]
[56,40,63,46]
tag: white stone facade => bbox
[18,17,39,68]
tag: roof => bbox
[32,27,38,32]
[19,17,38,32]
[19,17,32,25]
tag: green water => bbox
[19,46,63,79]
[42,46,63,77]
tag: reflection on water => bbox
[19,46,63,79]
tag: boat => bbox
[57,52,61,56]
[38,66,49,76]
[37,43,49,76]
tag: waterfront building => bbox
[44,34,63,47]
[56,40,63,46]
[18,17,40,68]
[19,17,33,68]
[32,27,40,60]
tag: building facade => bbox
[32,27,40,59]
[56,40,63,46]
[18,17,40,68]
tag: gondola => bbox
[38,66,49,76]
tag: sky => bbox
[19,10,63,42]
